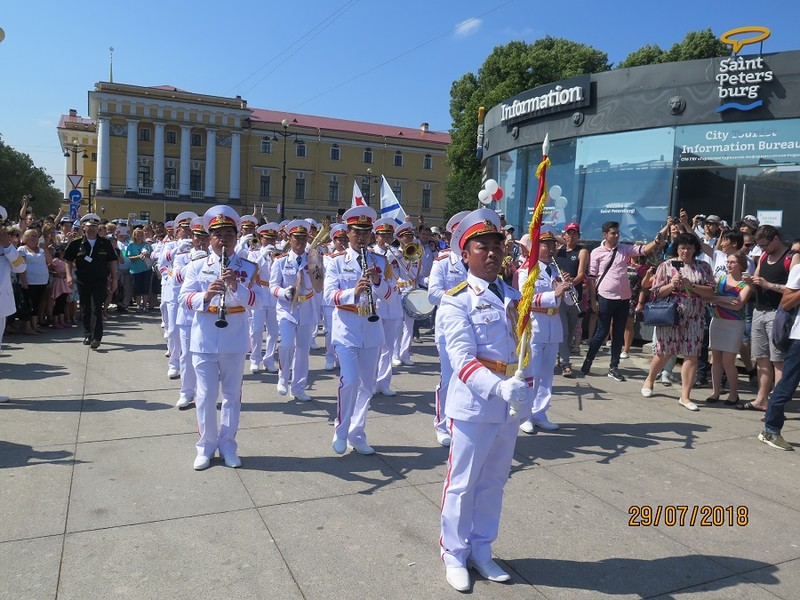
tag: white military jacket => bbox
[518,262,574,345]
[178,250,259,354]
[269,249,319,325]
[438,273,533,423]
[323,246,390,349]
[370,244,404,320]
[1,243,26,319]
[428,250,469,346]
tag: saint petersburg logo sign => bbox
[716,26,773,113]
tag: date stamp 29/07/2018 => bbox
[628,505,749,527]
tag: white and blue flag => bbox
[379,175,408,226]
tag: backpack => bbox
[772,305,797,352]
[758,249,794,273]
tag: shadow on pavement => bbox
[0,397,172,412]
[0,441,83,469]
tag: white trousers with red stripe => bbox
[376,317,402,389]
[529,342,558,422]
[277,320,314,396]
[323,305,336,365]
[394,312,414,362]
[192,352,245,458]
[165,301,180,371]
[433,341,453,437]
[333,344,379,444]
[440,418,518,568]
[178,324,196,400]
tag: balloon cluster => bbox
[478,179,503,205]
[549,185,567,210]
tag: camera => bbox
[671,260,684,270]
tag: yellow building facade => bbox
[57,82,450,223]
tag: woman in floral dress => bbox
[640,234,716,410]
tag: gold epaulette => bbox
[328,250,346,258]
[435,252,450,261]
[275,252,288,260]
[446,281,469,296]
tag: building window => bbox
[139,128,150,142]
[91,153,97,162]
[260,138,272,154]
[190,169,202,191]
[259,174,271,198]
[330,144,340,161]
[191,133,203,147]
[393,151,403,167]
[295,173,306,201]
[328,175,339,204]
[423,154,432,170]
[137,165,151,188]
[422,185,431,209]
[362,181,372,205]
[392,182,402,202]
[296,141,307,158]
[166,131,177,144]
[363,147,373,164]
[164,167,177,190]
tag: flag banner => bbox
[380,175,408,225]
[352,180,366,207]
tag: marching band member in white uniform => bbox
[427,210,470,445]
[269,220,323,401]
[517,229,574,433]
[179,206,260,471]
[234,214,259,258]
[370,218,404,396]
[155,220,175,332]
[392,222,422,366]
[324,206,391,455]
[173,217,208,408]
[322,224,348,371]
[438,208,533,592]
[163,212,197,379]
[1,206,26,403]
[249,223,280,374]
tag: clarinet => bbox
[215,246,229,328]
[358,243,380,322]
[552,260,584,316]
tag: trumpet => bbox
[551,260,584,316]
[402,241,422,263]
[358,243,380,322]
[215,246,229,328]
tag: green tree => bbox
[444,38,610,218]
[663,28,728,62]
[0,134,62,219]
[617,44,666,69]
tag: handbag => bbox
[643,297,680,326]
[772,305,797,352]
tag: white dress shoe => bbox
[277,381,288,396]
[519,420,536,434]
[167,367,180,379]
[468,558,511,582]
[641,387,653,398]
[193,455,211,471]
[293,390,312,401]
[324,359,336,371]
[310,341,321,350]
[347,440,376,455]
[391,357,402,367]
[221,452,241,468]
[0,396,9,403]
[377,387,397,397]
[249,363,262,374]
[436,431,452,446]
[176,394,193,408]
[332,436,347,455]
[264,363,278,373]
[445,566,470,592]
[679,399,700,411]
[400,358,415,366]
[533,417,559,431]
[164,350,170,357]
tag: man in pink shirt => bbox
[581,221,659,381]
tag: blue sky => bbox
[2,0,798,195]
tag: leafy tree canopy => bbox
[445,29,729,219]
[0,134,62,219]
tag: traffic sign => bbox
[68,189,83,203]
[67,174,83,189]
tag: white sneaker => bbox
[347,440,376,455]
[332,436,347,455]
[377,387,397,397]
[519,420,535,434]
[436,431,452,446]
[277,381,288,396]
[176,394,193,408]
[193,455,211,471]
[620,351,630,359]
[167,367,180,380]
[605,340,612,348]
[445,566,470,592]
[532,417,559,431]
[468,558,511,582]
[660,372,673,386]
[391,357,402,367]
[293,390,312,402]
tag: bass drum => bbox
[402,289,435,321]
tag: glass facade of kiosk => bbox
[488,119,800,242]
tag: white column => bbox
[179,125,191,197]
[153,122,165,195]
[97,118,111,192]
[125,120,138,192]
[205,128,216,199]
[229,131,241,201]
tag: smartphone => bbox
[671,260,684,270]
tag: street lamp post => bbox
[271,118,295,222]
[358,168,380,206]
[64,139,89,210]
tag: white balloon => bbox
[555,196,568,209]
[478,189,492,204]
[548,185,562,201]
[484,179,499,195]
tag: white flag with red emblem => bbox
[352,181,366,208]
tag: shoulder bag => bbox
[642,262,680,326]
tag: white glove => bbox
[283,287,295,301]
[239,233,254,246]
[178,239,192,252]
[497,378,527,405]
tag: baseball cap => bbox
[742,214,760,228]
[503,224,515,231]
[705,215,721,224]
[565,222,580,233]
